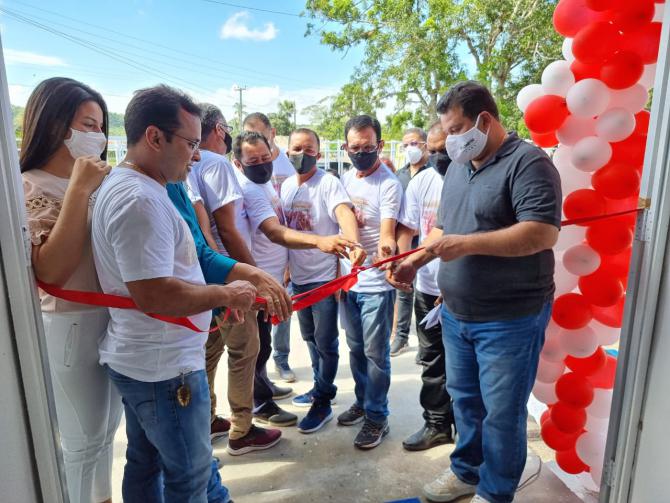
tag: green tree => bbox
[12,105,24,138]
[268,100,297,135]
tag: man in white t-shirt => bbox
[391,160,455,452]
[336,115,403,450]
[243,112,297,381]
[231,130,358,427]
[281,128,366,434]
[186,104,290,456]
[92,85,256,502]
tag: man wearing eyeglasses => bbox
[337,115,403,449]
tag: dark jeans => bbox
[395,236,419,342]
[254,312,276,408]
[414,291,454,429]
[441,302,552,503]
[294,281,339,402]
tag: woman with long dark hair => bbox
[21,77,122,503]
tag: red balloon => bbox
[622,22,663,64]
[556,372,595,408]
[600,51,645,90]
[579,271,624,307]
[556,447,589,474]
[570,59,602,81]
[608,0,655,32]
[541,408,553,426]
[611,134,647,166]
[566,347,608,376]
[573,22,623,65]
[551,401,588,433]
[592,296,626,328]
[586,0,622,11]
[552,293,593,329]
[590,354,618,388]
[592,163,641,200]
[541,419,581,451]
[563,189,607,225]
[525,96,569,134]
[531,130,559,148]
[597,246,633,279]
[554,0,610,37]
[634,110,651,136]
[586,220,634,255]
[604,195,640,227]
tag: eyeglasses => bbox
[217,122,233,134]
[160,128,201,151]
[342,142,380,154]
[400,141,426,151]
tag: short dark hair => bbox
[436,81,499,121]
[200,103,225,140]
[125,84,201,146]
[402,127,427,141]
[344,115,382,143]
[243,112,272,130]
[289,128,321,150]
[233,131,271,161]
[20,77,108,172]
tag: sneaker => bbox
[423,468,476,502]
[275,362,296,383]
[298,401,333,434]
[390,337,409,356]
[226,424,282,456]
[415,351,423,365]
[253,401,298,427]
[354,418,390,449]
[403,424,454,451]
[470,495,491,503]
[292,389,337,408]
[337,403,365,426]
[270,382,293,400]
[210,415,231,442]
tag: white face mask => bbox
[445,114,489,164]
[405,145,424,165]
[64,128,107,159]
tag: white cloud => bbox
[7,84,33,106]
[3,49,67,67]
[220,11,278,42]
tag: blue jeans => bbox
[106,367,230,503]
[341,289,395,424]
[272,283,293,368]
[440,302,552,503]
[294,281,339,402]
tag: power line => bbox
[196,0,302,18]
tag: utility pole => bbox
[293,100,297,129]
[233,85,247,128]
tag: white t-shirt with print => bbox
[281,169,352,285]
[238,173,289,283]
[92,167,211,383]
[186,150,250,256]
[340,164,403,293]
[398,167,443,296]
[272,149,296,197]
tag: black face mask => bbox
[430,150,452,176]
[350,150,379,172]
[289,153,318,175]
[242,161,273,184]
[223,132,233,155]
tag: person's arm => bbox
[193,200,218,250]
[391,226,443,284]
[212,202,256,265]
[377,218,398,259]
[334,203,366,266]
[30,157,111,285]
[259,216,355,254]
[225,262,292,321]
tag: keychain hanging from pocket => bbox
[176,371,191,407]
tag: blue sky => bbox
[0,0,366,121]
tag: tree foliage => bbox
[268,100,297,135]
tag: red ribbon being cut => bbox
[36,207,644,332]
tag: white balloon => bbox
[576,431,607,467]
[592,319,621,346]
[542,60,576,97]
[560,166,593,196]
[517,84,544,113]
[639,64,657,90]
[532,380,558,405]
[588,388,614,418]
[559,326,599,358]
[546,319,562,340]
[567,79,611,118]
[562,38,575,63]
[557,115,597,146]
[571,136,612,172]
[586,413,610,433]
[608,84,649,114]
[555,257,580,295]
[552,145,574,169]
[537,356,566,383]
[653,3,665,23]
[563,244,601,276]
[555,224,587,252]
[596,108,637,142]
[591,461,603,487]
[542,334,568,362]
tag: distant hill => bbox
[11,105,125,138]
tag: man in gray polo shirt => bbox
[391,81,561,503]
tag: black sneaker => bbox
[337,403,365,426]
[253,401,297,427]
[390,337,409,356]
[354,418,390,449]
[402,424,454,451]
[270,382,293,400]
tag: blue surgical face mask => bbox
[445,114,489,164]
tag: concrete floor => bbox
[111,315,586,503]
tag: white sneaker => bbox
[470,495,491,503]
[423,468,477,502]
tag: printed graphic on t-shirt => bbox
[285,200,313,231]
[272,175,289,197]
[422,200,440,237]
[270,195,286,225]
[351,197,368,228]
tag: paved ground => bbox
[111,315,586,502]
